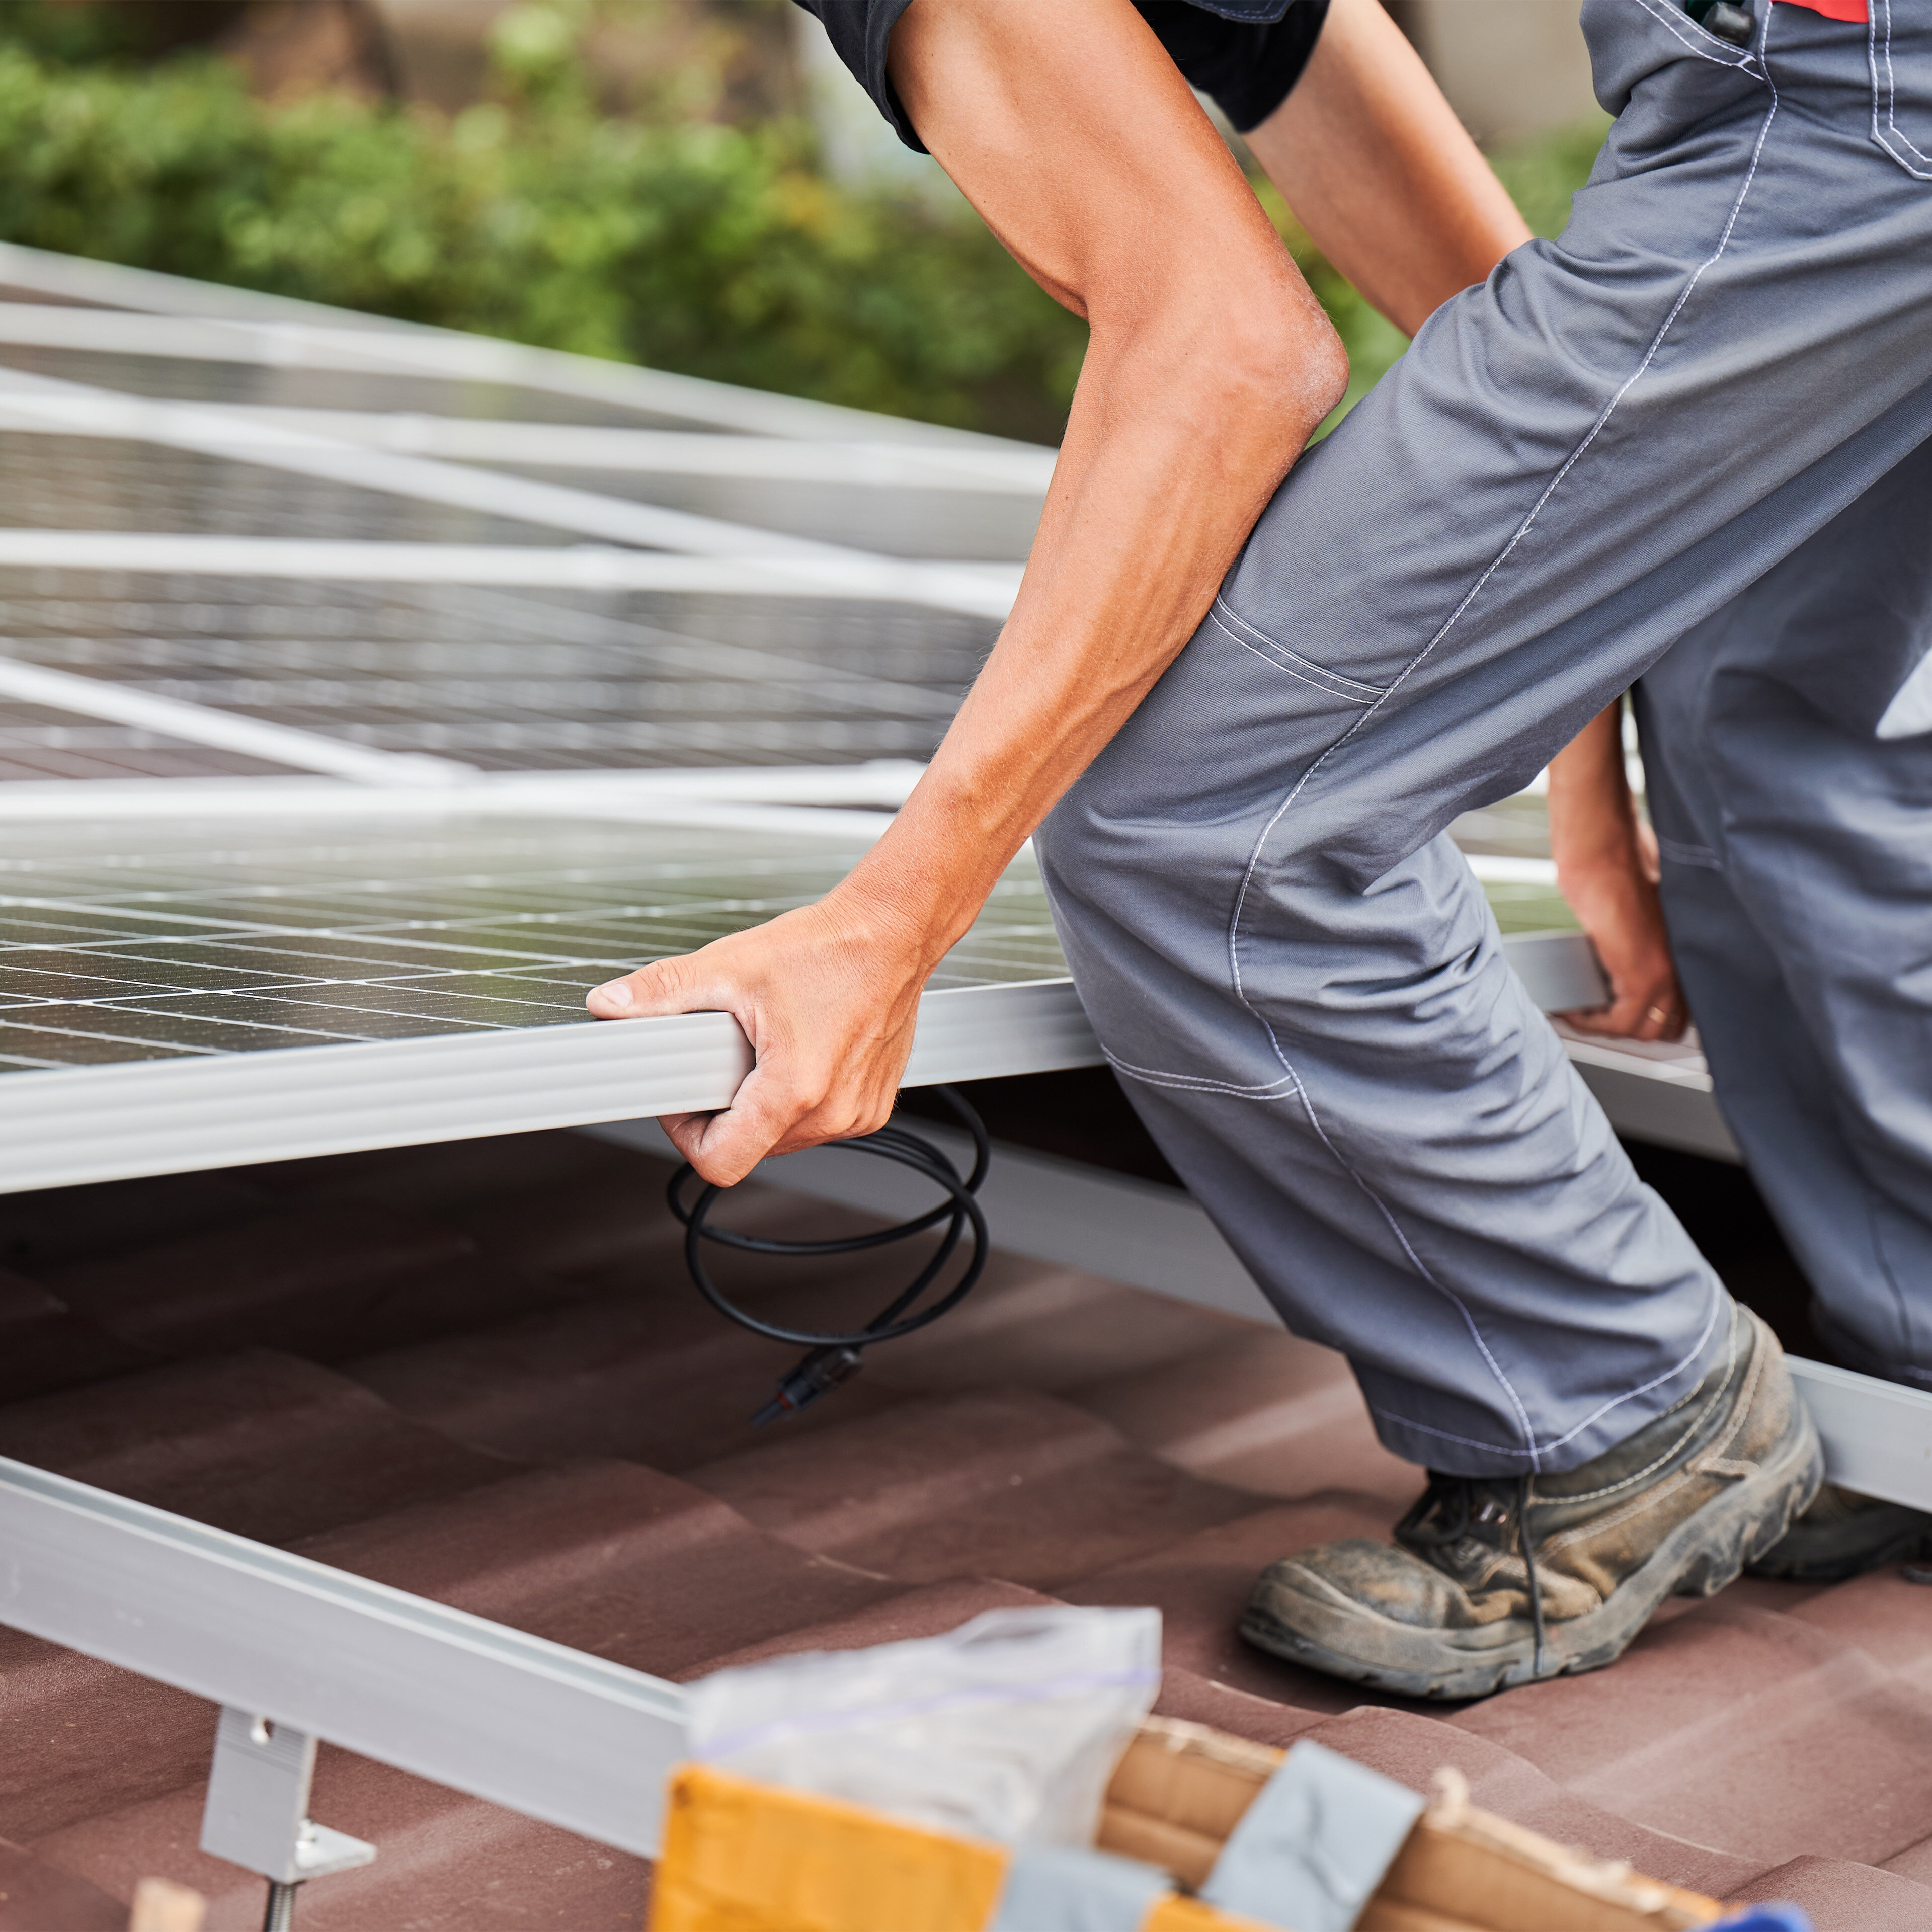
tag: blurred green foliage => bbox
[1492,114,1615,241]
[0,0,247,65]
[0,12,1607,442]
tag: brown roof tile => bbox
[0,1129,1927,1931]
[1728,1858,1932,1932]
[689,1387,1260,1589]
[0,1838,128,1932]
[0,1351,510,1543]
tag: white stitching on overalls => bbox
[1525,1282,1725,1460]
[1221,21,1780,1470]
[1376,1298,1728,1466]
[1210,598,1388,699]
[1105,1046,1302,1098]
[1630,0,1762,68]
[1872,0,1932,178]
[1211,618,1382,703]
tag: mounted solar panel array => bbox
[0,571,995,771]
[0,239,1725,1190]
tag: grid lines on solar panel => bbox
[0,571,997,770]
[0,814,1069,1072]
[0,696,298,782]
[0,433,576,546]
[0,341,727,430]
[476,461,1040,561]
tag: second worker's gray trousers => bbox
[1639,434,1932,1393]
[1034,0,1932,1476]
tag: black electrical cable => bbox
[668,1087,991,1425]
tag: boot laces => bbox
[1398,1472,1546,1680]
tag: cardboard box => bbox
[1102,1719,1724,1932]
[649,1715,1725,1932]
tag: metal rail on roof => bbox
[0,1454,690,1859]
[1785,1359,1932,1514]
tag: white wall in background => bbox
[793,8,960,201]
[1408,0,1600,144]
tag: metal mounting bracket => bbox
[199,1705,377,1889]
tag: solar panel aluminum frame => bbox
[0,238,1031,453]
[0,1453,691,1860]
[0,980,1100,1196]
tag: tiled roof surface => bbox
[0,1108,1928,1932]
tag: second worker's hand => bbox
[1554,831,1689,1044]
[585,884,931,1186]
[1547,701,1687,1044]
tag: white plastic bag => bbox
[683,1605,1162,1848]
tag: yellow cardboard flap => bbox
[652,1764,1008,1932]
[649,1765,1282,1932]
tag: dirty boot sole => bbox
[1239,1410,1824,1701]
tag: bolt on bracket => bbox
[199,1706,377,1887]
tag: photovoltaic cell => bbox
[0,812,1065,1074]
[0,432,575,546]
[0,570,996,770]
[0,340,729,432]
[480,462,1042,561]
[0,695,298,782]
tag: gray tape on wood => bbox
[986,1845,1171,1932]
[1200,1740,1424,1932]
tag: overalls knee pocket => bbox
[1039,603,1391,1095]
[1870,0,1932,179]
[1063,598,1388,838]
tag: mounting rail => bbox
[0,1456,688,1859]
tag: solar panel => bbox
[0,338,730,430]
[0,569,995,772]
[0,799,1089,1190]
[0,242,1719,1190]
[0,804,1060,1066]
[0,431,574,546]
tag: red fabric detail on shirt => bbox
[1777,0,1869,22]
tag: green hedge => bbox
[0,32,1602,441]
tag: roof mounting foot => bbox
[199,1706,376,1928]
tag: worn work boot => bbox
[1746,1484,1932,1582]
[1241,1304,1822,1700]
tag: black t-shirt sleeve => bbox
[794,0,924,150]
[794,0,1329,153]
[1133,0,1331,133]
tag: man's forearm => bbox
[1548,702,1640,881]
[841,317,1343,962]
[590,0,1408,1177]
[835,0,1347,964]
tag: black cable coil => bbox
[668,1086,991,1426]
